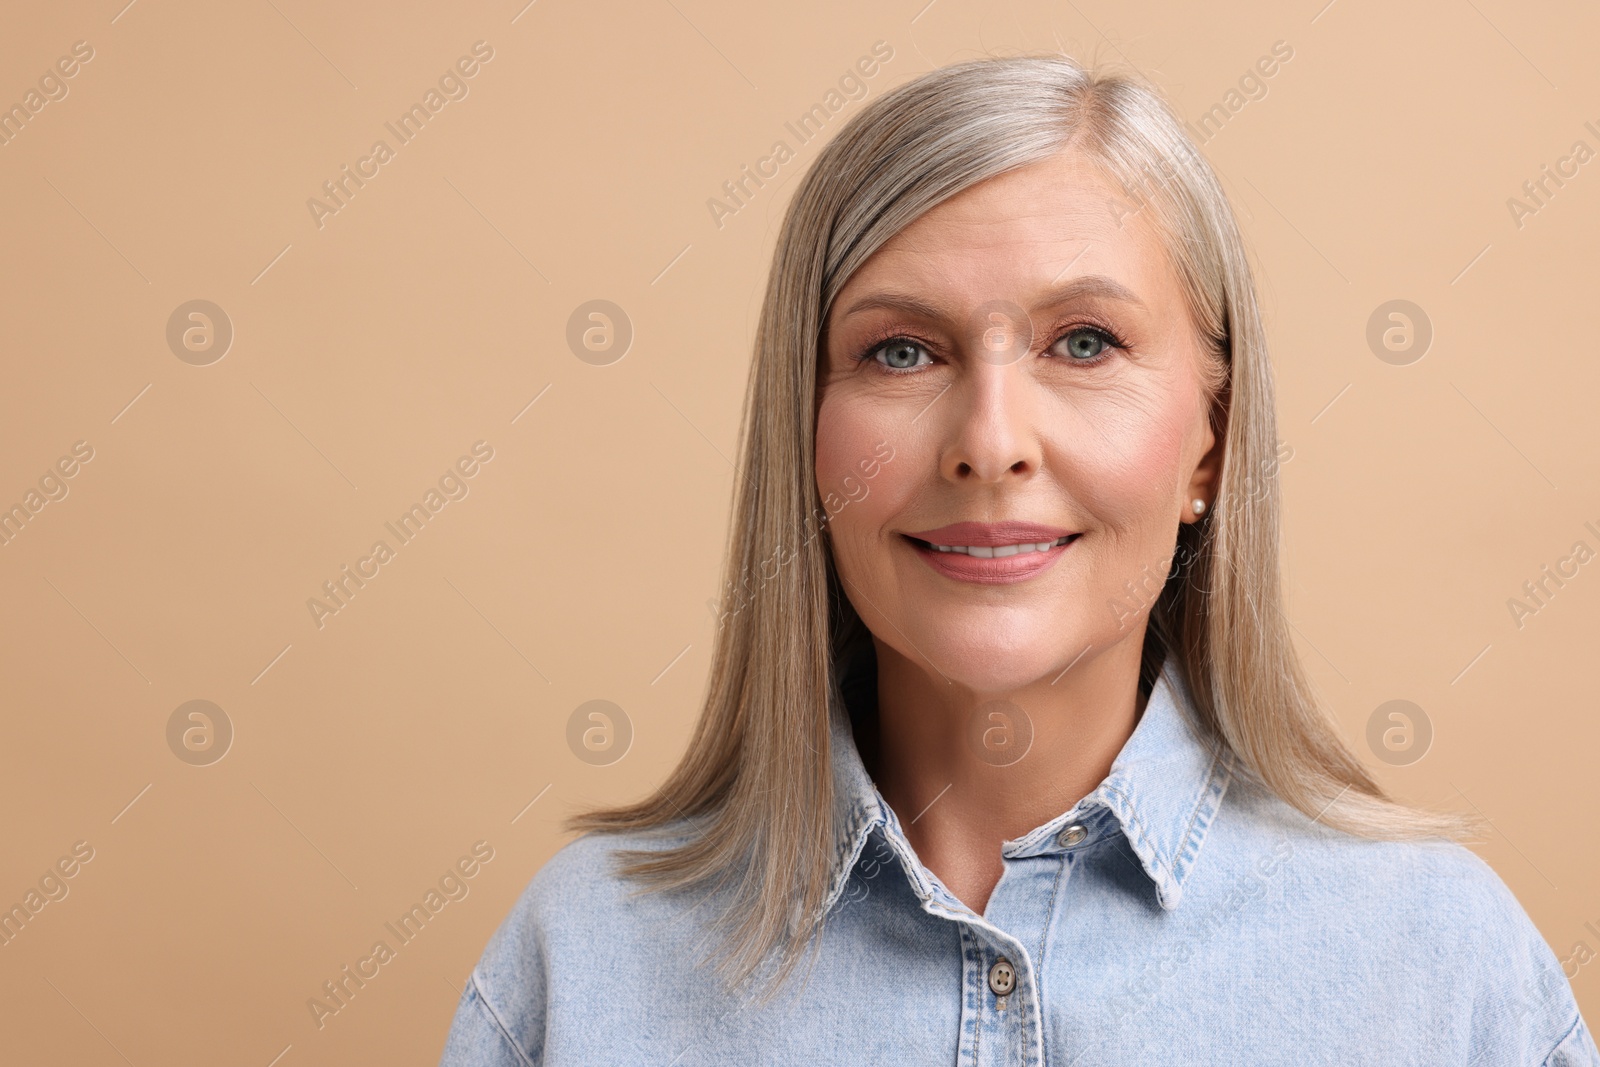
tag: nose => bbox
[939,361,1042,484]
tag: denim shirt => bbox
[439,653,1598,1065]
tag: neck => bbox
[858,635,1150,915]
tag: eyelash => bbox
[852,320,1130,375]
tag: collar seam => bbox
[1178,744,1234,860]
[1098,738,1233,906]
[823,804,882,916]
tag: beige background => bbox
[0,0,1596,1062]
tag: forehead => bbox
[830,147,1178,320]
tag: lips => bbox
[901,521,1080,585]
[904,521,1077,548]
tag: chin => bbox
[917,633,1067,696]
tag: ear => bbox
[1182,386,1228,525]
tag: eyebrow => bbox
[836,274,1147,323]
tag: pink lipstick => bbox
[902,521,1079,584]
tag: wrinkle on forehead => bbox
[829,150,1180,334]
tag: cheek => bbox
[814,395,864,493]
[1052,384,1195,522]
[814,395,916,545]
[816,393,892,499]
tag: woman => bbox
[439,54,1597,1065]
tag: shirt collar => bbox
[824,648,1236,918]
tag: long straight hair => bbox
[566,52,1485,1000]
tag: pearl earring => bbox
[1191,498,1207,516]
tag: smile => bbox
[912,534,1075,557]
[901,532,1081,584]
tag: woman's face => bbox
[816,146,1224,694]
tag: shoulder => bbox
[478,824,699,978]
[498,827,661,917]
[439,826,709,1066]
[1216,772,1517,916]
[1216,775,1597,1065]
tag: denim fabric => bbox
[439,653,1598,1065]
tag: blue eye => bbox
[1055,326,1118,363]
[869,339,931,373]
[856,323,1125,375]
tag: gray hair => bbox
[567,51,1485,1004]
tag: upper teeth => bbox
[928,535,1072,557]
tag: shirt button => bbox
[988,957,1016,996]
[1057,823,1087,847]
